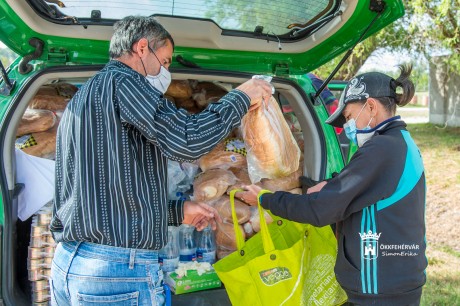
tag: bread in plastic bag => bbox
[241,96,301,183]
[213,195,251,224]
[199,141,246,172]
[17,109,57,137]
[192,168,237,202]
[215,221,245,250]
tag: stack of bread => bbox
[190,95,303,260]
[164,80,229,113]
[16,83,78,160]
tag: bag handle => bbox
[229,189,275,253]
[229,189,246,250]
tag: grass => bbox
[406,123,460,306]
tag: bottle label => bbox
[197,250,216,264]
[159,257,179,272]
[179,252,196,262]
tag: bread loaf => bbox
[21,126,58,159]
[213,196,251,224]
[17,109,56,137]
[215,222,245,250]
[249,207,273,233]
[227,167,251,194]
[260,166,302,192]
[199,142,246,172]
[28,95,69,111]
[241,96,301,183]
[165,80,192,99]
[193,169,237,202]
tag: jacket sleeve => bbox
[116,76,250,162]
[261,140,400,226]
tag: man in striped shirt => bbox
[50,16,272,305]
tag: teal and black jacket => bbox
[261,118,427,306]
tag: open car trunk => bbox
[0,67,326,305]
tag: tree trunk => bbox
[429,56,460,127]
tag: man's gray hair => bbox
[109,16,174,59]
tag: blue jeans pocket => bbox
[76,291,139,306]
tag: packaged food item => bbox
[165,80,193,99]
[199,141,246,172]
[17,109,57,137]
[192,169,237,202]
[215,222,245,250]
[241,96,300,183]
[213,196,251,224]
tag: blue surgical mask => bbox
[343,102,373,146]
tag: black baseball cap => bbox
[326,72,397,127]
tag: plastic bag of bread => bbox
[199,141,246,172]
[248,207,273,233]
[29,83,78,111]
[17,109,57,137]
[227,167,251,193]
[260,165,302,192]
[16,112,62,160]
[165,80,192,99]
[16,126,58,160]
[213,196,251,224]
[192,169,237,202]
[241,96,301,183]
[215,221,245,250]
[217,245,235,260]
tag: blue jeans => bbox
[50,241,167,306]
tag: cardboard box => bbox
[165,268,221,294]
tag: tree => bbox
[318,1,460,81]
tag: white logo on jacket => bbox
[359,231,381,260]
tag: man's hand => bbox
[236,79,273,110]
[183,201,222,231]
[234,184,263,206]
[307,181,327,194]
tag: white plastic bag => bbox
[241,96,301,183]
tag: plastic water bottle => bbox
[179,224,196,262]
[158,226,180,272]
[196,226,216,264]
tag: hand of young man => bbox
[182,201,222,231]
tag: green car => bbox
[0,0,404,304]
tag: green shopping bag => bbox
[213,189,347,306]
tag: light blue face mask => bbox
[343,102,373,146]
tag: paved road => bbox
[397,107,429,124]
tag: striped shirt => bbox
[50,60,250,249]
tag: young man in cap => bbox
[240,65,427,306]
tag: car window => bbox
[31,0,337,37]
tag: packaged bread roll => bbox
[28,95,69,111]
[249,207,273,233]
[217,245,235,260]
[213,196,251,224]
[17,109,56,137]
[260,166,302,192]
[20,126,58,159]
[193,169,237,202]
[199,141,246,172]
[227,167,251,194]
[215,222,245,250]
[19,112,62,160]
[165,80,192,99]
[241,96,301,183]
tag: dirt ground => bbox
[413,127,460,252]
